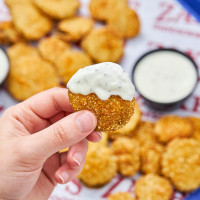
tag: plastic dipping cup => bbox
[0,46,9,86]
[132,49,199,111]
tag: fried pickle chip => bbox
[38,36,70,64]
[140,142,164,175]
[135,174,173,200]
[154,115,193,143]
[57,17,94,42]
[108,192,135,200]
[69,91,135,132]
[162,138,200,192]
[81,27,124,63]
[185,116,200,142]
[7,52,60,101]
[132,121,157,146]
[89,0,128,21]
[55,50,92,84]
[107,8,140,39]
[7,1,52,40]
[0,21,24,45]
[59,147,69,153]
[111,137,140,176]
[79,144,117,187]
[33,0,79,19]
[7,43,38,63]
[108,102,141,139]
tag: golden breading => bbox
[79,144,117,187]
[108,192,135,200]
[89,0,128,21]
[33,0,79,20]
[59,147,69,153]
[107,8,140,39]
[7,1,52,40]
[132,121,157,146]
[81,27,124,63]
[140,142,164,175]
[0,21,24,45]
[7,43,38,63]
[154,115,193,143]
[108,102,141,139]
[57,17,94,42]
[55,50,92,84]
[135,174,173,200]
[7,54,60,101]
[162,138,200,192]
[111,137,140,176]
[185,116,200,142]
[69,91,135,132]
[38,36,70,64]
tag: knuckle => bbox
[51,123,67,145]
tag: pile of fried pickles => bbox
[0,0,140,101]
[80,103,200,200]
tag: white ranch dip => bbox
[0,48,9,85]
[134,50,198,103]
[67,62,135,101]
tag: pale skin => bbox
[0,88,101,200]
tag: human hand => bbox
[0,88,101,200]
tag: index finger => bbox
[23,87,73,119]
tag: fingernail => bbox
[73,152,83,166]
[76,111,95,133]
[59,171,69,184]
[96,131,102,138]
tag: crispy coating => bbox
[7,1,52,40]
[108,192,135,200]
[132,121,157,146]
[0,21,24,45]
[186,117,200,142]
[59,147,69,153]
[135,174,173,200]
[155,115,193,143]
[69,91,135,131]
[38,36,70,64]
[108,102,141,139]
[107,8,140,39]
[140,142,164,175]
[111,137,140,176]
[55,50,92,84]
[79,144,117,187]
[7,43,38,63]
[57,17,94,42]
[7,51,60,101]
[81,27,124,63]
[162,138,200,192]
[33,0,79,19]
[89,0,128,21]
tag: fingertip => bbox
[75,110,97,133]
[55,170,69,184]
[87,131,102,143]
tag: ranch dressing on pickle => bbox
[134,51,198,103]
[0,48,9,85]
[67,62,135,101]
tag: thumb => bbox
[26,111,97,159]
